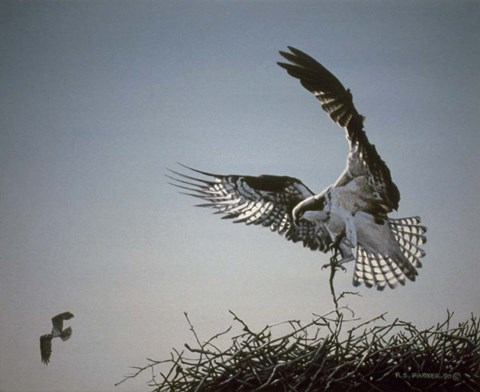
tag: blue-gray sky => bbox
[1,1,479,391]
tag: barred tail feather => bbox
[353,216,427,290]
[390,216,426,269]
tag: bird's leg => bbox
[322,250,344,271]
[322,239,354,271]
[322,253,349,272]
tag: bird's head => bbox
[292,194,329,226]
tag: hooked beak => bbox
[292,205,302,226]
[292,194,328,226]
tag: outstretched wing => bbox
[40,334,52,365]
[168,165,331,251]
[60,326,73,342]
[51,312,74,333]
[278,46,400,212]
[278,46,362,131]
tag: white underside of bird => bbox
[168,47,427,290]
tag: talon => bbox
[321,261,347,272]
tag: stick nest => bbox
[116,309,479,391]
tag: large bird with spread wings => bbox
[169,47,426,290]
[40,312,74,365]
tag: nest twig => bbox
[116,309,480,391]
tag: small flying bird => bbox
[40,311,74,365]
[168,47,426,290]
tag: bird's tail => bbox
[61,326,72,341]
[389,216,427,267]
[353,216,427,290]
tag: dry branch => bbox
[116,310,480,391]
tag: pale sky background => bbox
[1,1,479,391]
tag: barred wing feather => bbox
[168,165,331,251]
[278,46,400,212]
[278,46,362,130]
[167,47,427,290]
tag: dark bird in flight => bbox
[40,311,74,365]
[168,47,426,290]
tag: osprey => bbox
[40,311,74,365]
[169,47,427,290]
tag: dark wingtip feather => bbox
[287,46,301,54]
[166,170,214,186]
[176,163,222,178]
